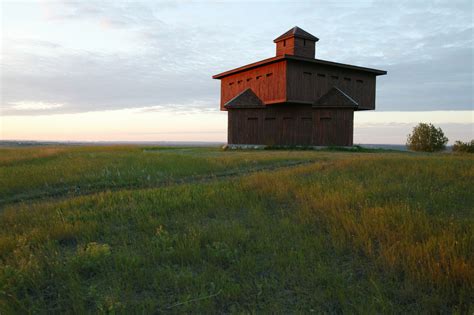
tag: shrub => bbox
[452,140,474,153]
[406,123,448,152]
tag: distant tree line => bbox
[406,123,472,153]
[452,140,474,153]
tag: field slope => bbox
[0,146,472,313]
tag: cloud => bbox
[1,0,473,116]
[9,101,64,111]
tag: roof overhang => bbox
[224,88,265,109]
[313,86,359,108]
[212,55,387,79]
[212,56,285,79]
[288,55,387,76]
[273,26,319,42]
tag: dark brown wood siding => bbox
[313,109,353,146]
[228,105,353,146]
[276,37,315,58]
[220,61,286,110]
[286,59,376,110]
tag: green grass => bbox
[0,146,472,313]
[0,146,334,205]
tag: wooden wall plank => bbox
[228,106,353,146]
[286,60,376,110]
[220,61,286,110]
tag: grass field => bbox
[0,146,472,313]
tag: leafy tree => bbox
[452,140,474,153]
[406,123,448,152]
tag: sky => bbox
[1,0,473,144]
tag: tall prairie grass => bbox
[244,156,473,308]
[0,146,333,204]
[0,146,472,313]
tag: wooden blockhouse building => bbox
[212,26,387,146]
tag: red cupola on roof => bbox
[212,26,387,146]
[274,26,319,58]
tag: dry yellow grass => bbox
[0,146,472,312]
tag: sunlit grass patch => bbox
[0,146,336,205]
[0,146,472,313]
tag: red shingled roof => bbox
[274,26,319,42]
[224,88,265,109]
[313,87,359,108]
[212,54,387,79]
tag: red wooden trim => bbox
[264,98,287,105]
[213,55,386,79]
[212,56,285,79]
[287,55,387,75]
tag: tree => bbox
[406,123,448,152]
[452,140,474,153]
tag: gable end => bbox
[313,87,359,108]
[224,88,265,109]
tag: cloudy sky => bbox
[1,0,473,143]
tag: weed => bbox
[0,146,472,313]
